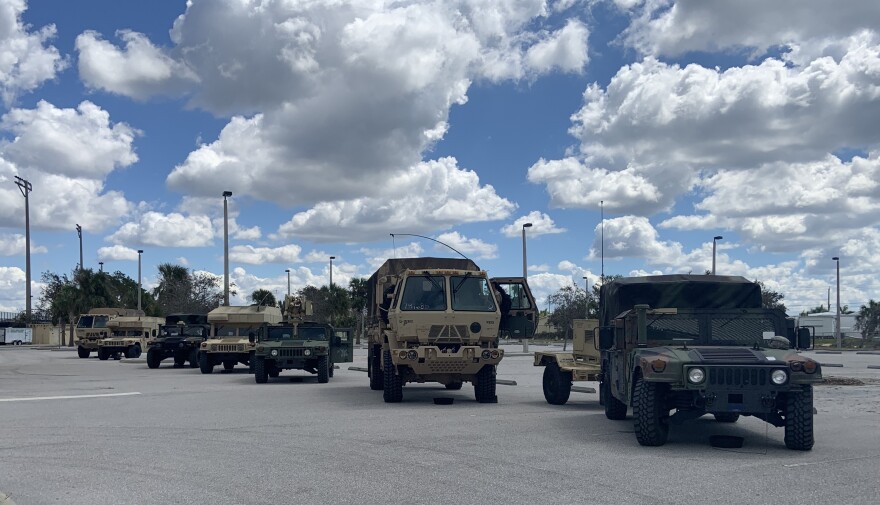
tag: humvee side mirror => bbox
[248,332,256,343]
[797,328,811,350]
[598,327,614,350]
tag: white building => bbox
[798,312,859,338]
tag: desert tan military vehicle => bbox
[75,308,140,358]
[199,304,283,374]
[98,314,164,360]
[366,257,537,403]
[534,318,601,404]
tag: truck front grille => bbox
[103,340,125,347]
[279,348,305,357]
[216,344,243,352]
[427,362,468,373]
[707,367,769,388]
[427,325,470,344]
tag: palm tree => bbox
[250,289,277,307]
[855,300,880,341]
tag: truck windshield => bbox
[451,276,496,312]
[645,313,780,345]
[161,325,181,336]
[93,316,109,328]
[298,327,328,340]
[400,275,446,311]
[214,325,258,337]
[77,316,94,328]
[266,327,295,340]
[112,330,145,337]
[182,327,205,337]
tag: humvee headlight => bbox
[771,369,788,385]
[490,350,500,359]
[270,349,278,357]
[303,349,312,356]
[687,367,705,384]
[481,350,491,359]
[407,350,418,360]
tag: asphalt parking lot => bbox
[1,345,879,505]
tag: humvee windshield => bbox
[266,327,295,340]
[451,275,496,312]
[214,325,258,337]
[645,312,780,345]
[112,330,146,337]
[298,326,328,340]
[400,275,446,311]
[160,325,181,336]
[182,327,205,337]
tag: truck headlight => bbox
[407,350,418,360]
[303,349,312,356]
[687,367,705,384]
[481,350,491,359]
[771,369,788,385]
[270,349,278,357]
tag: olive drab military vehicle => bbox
[252,295,354,384]
[365,258,537,403]
[200,304,283,374]
[534,319,601,405]
[597,275,821,450]
[146,314,210,369]
[98,314,165,360]
[75,308,141,358]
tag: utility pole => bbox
[14,176,32,322]
[76,224,83,271]
[222,191,232,306]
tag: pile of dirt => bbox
[820,377,865,386]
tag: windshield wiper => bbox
[452,272,472,294]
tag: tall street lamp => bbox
[583,276,589,318]
[222,191,232,306]
[99,261,104,272]
[329,256,336,289]
[833,256,841,349]
[137,249,144,312]
[14,176,32,322]
[521,223,533,352]
[712,235,723,275]
[76,224,83,271]
[285,268,291,297]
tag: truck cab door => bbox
[330,328,354,363]
[491,277,538,338]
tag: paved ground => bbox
[1,345,879,505]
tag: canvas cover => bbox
[366,257,480,319]
[599,275,762,325]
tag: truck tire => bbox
[383,350,403,402]
[784,386,814,451]
[188,348,199,368]
[128,344,142,359]
[77,347,90,359]
[268,367,280,378]
[317,356,330,383]
[602,379,627,420]
[199,352,212,374]
[542,362,572,405]
[445,381,463,390]
[474,365,497,403]
[254,357,268,384]
[223,360,235,371]
[146,348,161,369]
[633,376,669,446]
[714,413,740,423]
[369,348,383,391]
[98,347,109,361]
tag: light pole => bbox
[137,249,144,312]
[833,256,841,349]
[14,176,32,322]
[712,235,723,275]
[285,268,291,297]
[583,276,589,318]
[76,224,83,271]
[329,256,336,290]
[222,191,232,306]
[521,223,533,352]
[99,261,104,272]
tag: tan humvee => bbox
[199,304,283,373]
[75,308,141,358]
[98,315,165,360]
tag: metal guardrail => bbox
[0,310,52,324]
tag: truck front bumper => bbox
[390,346,503,375]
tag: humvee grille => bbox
[707,367,769,388]
[279,348,305,357]
[696,348,760,363]
[103,340,125,347]
[427,362,468,373]
[427,325,470,343]
[216,344,242,352]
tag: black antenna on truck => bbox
[389,233,470,261]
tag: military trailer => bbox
[534,318,601,405]
[199,304,283,374]
[365,257,537,403]
[597,275,821,450]
[98,314,164,360]
[252,296,354,383]
[75,308,140,358]
[146,314,211,369]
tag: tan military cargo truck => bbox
[365,257,537,403]
[75,308,140,358]
[199,304,283,373]
[98,314,164,360]
[534,318,601,405]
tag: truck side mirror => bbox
[248,332,256,343]
[797,328,811,350]
[598,327,614,350]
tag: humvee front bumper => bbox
[390,346,502,375]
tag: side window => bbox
[496,282,532,310]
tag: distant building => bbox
[798,312,859,338]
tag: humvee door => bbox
[331,327,354,363]
[491,277,538,338]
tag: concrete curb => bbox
[0,491,17,505]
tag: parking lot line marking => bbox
[0,392,141,403]
[784,454,880,468]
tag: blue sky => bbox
[1,0,879,315]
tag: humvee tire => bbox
[254,357,268,383]
[126,344,141,359]
[223,360,235,371]
[268,368,280,378]
[602,379,627,420]
[543,362,572,405]
[714,413,740,423]
[98,347,110,361]
[784,386,814,451]
[633,377,669,446]
[188,349,199,368]
[383,350,403,403]
[317,356,329,383]
[368,348,383,390]
[77,347,90,359]
[199,352,212,374]
[146,348,161,369]
[474,365,497,403]
[445,381,463,390]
